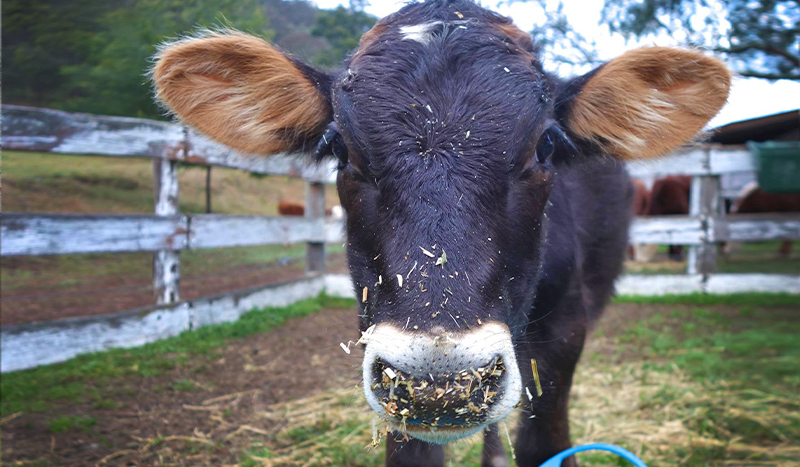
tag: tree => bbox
[526,1,604,72]
[311,6,376,68]
[63,0,271,118]
[2,0,121,106]
[513,0,799,80]
[601,0,799,80]
[2,0,272,118]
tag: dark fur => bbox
[326,2,633,465]
[150,2,727,463]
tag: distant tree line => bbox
[520,0,799,81]
[2,0,376,119]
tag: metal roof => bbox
[710,109,800,144]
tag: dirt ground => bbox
[0,302,676,467]
[0,254,348,326]
[1,304,366,466]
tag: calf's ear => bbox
[557,47,731,160]
[152,31,332,155]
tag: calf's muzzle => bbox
[362,322,521,444]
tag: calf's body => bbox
[151,1,730,465]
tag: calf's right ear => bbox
[151,31,332,155]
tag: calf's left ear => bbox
[151,31,332,156]
[558,47,731,160]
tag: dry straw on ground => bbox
[115,360,799,466]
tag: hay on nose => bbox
[370,356,507,428]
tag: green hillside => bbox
[1,0,375,118]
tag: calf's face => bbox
[152,1,729,444]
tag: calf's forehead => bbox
[332,6,551,173]
[357,1,536,54]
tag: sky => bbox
[313,0,800,128]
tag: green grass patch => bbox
[618,305,800,392]
[613,292,800,307]
[48,415,97,433]
[0,294,355,417]
[170,379,205,392]
[606,303,800,465]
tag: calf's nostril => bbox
[369,356,507,428]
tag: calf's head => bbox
[152,0,729,444]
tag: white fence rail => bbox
[1,214,344,256]
[2,105,337,182]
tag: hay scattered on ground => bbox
[118,360,800,466]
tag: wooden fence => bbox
[626,147,800,276]
[2,105,799,371]
[1,105,343,306]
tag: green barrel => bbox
[748,141,800,193]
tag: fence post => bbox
[153,158,181,304]
[686,173,721,276]
[305,181,326,275]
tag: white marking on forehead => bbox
[399,20,472,44]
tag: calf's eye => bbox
[332,134,349,169]
[536,130,555,164]
[314,122,348,169]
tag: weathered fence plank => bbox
[190,215,330,248]
[626,146,752,178]
[1,214,346,256]
[0,214,189,256]
[0,276,327,372]
[325,219,346,244]
[1,105,337,182]
[2,105,185,157]
[305,181,327,274]
[153,158,181,304]
[629,216,704,244]
[187,131,336,183]
[706,274,800,294]
[725,213,800,242]
[615,273,800,296]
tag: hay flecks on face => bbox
[530,358,543,398]
[420,247,436,258]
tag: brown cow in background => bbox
[648,175,692,260]
[630,179,650,216]
[278,200,306,216]
[629,179,655,261]
[730,184,800,258]
[278,201,344,219]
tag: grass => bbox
[583,303,800,465]
[47,415,97,433]
[0,294,356,417]
[232,297,800,467]
[2,150,340,215]
[613,291,800,306]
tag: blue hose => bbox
[539,443,648,467]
